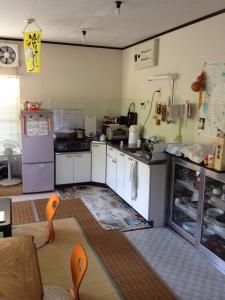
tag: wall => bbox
[0,41,122,127]
[121,13,225,144]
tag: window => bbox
[0,76,21,145]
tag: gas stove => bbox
[54,138,90,153]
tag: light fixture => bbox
[82,30,87,43]
[148,73,179,81]
[115,1,122,16]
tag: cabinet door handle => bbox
[109,147,113,151]
[92,144,99,147]
[128,157,133,161]
[112,159,117,163]
[75,154,82,157]
[120,153,124,157]
[66,155,73,158]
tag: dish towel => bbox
[130,160,138,200]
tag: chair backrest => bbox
[45,193,60,242]
[70,243,88,299]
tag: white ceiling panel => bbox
[0,0,224,48]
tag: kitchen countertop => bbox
[105,141,167,166]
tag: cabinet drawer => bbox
[107,145,117,159]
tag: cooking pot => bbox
[75,128,85,139]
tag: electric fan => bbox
[0,140,22,186]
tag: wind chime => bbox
[22,18,42,73]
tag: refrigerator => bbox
[21,110,54,193]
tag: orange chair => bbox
[45,193,61,243]
[70,243,88,300]
[43,243,88,300]
[13,193,61,248]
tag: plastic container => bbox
[128,125,140,146]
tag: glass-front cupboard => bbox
[168,157,225,272]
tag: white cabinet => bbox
[133,161,150,220]
[56,152,91,185]
[106,155,117,190]
[74,152,91,183]
[91,143,106,183]
[56,153,74,185]
[116,151,125,198]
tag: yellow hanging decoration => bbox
[23,30,41,73]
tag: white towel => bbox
[130,160,138,200]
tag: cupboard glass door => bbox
[200,175,225,261]
[171,162,200,239]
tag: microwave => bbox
[106,124,128,140]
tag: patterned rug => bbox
[57,185,151,231]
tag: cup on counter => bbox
[137,139,141,148]
[120,140,124,148]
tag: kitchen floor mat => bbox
[57,185,151,231]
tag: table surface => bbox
[0,235,43,300]
[0,198,11,227]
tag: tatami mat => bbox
[13,198,177,300]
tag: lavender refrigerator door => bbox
[21,111,54,163]
[22,162,54,193]
[21,111,55,193]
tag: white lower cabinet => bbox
[56,153,74,185]
[91,143,106,183]
[106,148,166,226]
[133,161,150,221]
[74,152,91,183]
[116,151,125,198]
[106,155,117,190]
[56,152,91,185]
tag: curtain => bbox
[0,76,21,145]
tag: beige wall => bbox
[0,41,122,125]
[121,13,225,144]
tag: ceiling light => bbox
[115,1,122,16]
[82,30,87,43]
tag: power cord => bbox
[140,90,161,138]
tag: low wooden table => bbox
[0,235,43,299]
[0,198,12,237]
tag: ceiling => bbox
[0,0,225,49]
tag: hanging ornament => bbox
[191,63,206,110]
[23,18,42,73]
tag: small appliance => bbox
[105,124,128,140]
[128,125,140,146]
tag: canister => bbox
[214,136,225,171]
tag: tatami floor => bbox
[2,189,225,299]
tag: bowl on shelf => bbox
[182,222,196,235]
[206,208,223,221]
[214,213,225,228]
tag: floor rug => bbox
[57,185,151,231]
[37,217,121,300]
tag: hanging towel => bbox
[130,160,138,200]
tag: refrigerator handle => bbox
[48,118,51,133]
[23,116,27,135]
